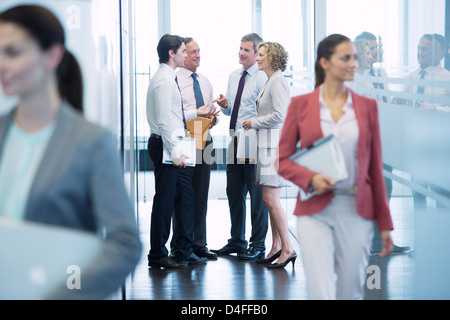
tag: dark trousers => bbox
[148,137,194,261]
[172,140,214,250]
[226,138,268,251]
[371,176,393,250]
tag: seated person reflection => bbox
[402,34,450,111]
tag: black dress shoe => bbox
[181,252,207,265]
[255,250,281,264]
[148,256,187,269]
[238,247,265,260]
[211,245,245,256]
[194,247,218,260]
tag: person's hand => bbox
[242,119,252,130]
[173,154,189,168]
[209,115,217,129]
[379,230,393,257]
[310,174,336,195]
[216,94,228,108]
[197,104,221,118]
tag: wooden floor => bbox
[124,176,418,301]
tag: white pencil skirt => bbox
[296,194,374,300]
[256,147,290,188]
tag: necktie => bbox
[416,70,426,107]
[229,70,248,133]
[192,73,205,109]
[417,70,426,95]
[175,76,188,135]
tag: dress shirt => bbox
[176,67,215,121]
[319,86,359,189]
[147,63,186,161]
[409,64,450,110]
[221,63,268,136]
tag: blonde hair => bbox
[258,42,289,72]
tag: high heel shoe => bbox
[268,251,297,269]
[255,250,281,264]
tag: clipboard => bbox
[290,135,348,200]
[163,137,197,167]
[186,117,211,150]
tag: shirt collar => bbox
[244,63,259,78]
[160,63,176,79]
[422,64,445,75]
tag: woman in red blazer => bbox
[277,34,394,300]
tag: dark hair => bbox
[0,5,83,113]
[315,34,351,88]
[157,34,184,64]
[422,33,449,60]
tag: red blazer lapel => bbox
[302,87,323,148]
[350,89,368,163]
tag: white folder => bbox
[290,135,348,200]
[0,218,102,300]
[163,137,197,167]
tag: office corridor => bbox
[125,186,415,300]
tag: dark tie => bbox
[417,70,426,95]
[175,76,188,134]
[229,70,247,133]
[416,70,426,107]
[192,73,205,109]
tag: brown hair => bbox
[315,34,351,88]
[0,5,83,112]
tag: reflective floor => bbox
[125,173,417,300]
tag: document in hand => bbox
[289,135,348,200]
[163,137,197,167]
[0,217,102,300]
[187,117,211,150]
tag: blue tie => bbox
[192,73,204,109]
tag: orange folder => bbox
[186,117,211,150]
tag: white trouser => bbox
[297,195,374,300]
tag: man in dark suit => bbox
[146,34,211,268]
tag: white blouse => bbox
[319,85,359,189]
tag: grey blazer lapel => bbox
[25,103,81,220]
[0,110,14,160]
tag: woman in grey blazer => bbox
[0,5,141,299]
[242,42,295,268]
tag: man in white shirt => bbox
[172,37,219,260]
[408,34,450,111]
[213,33,269,260]
[408,34,450,209]
[146,34,213,269]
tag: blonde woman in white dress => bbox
[242,42,295,268]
